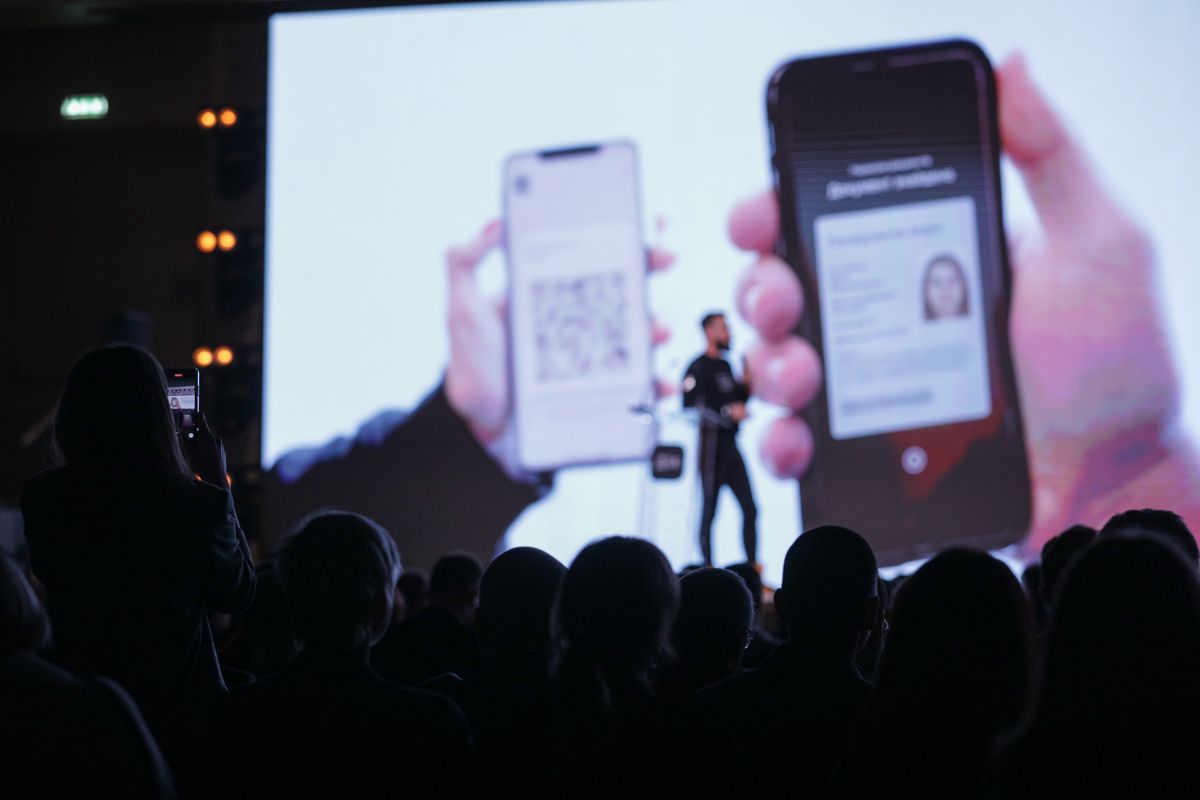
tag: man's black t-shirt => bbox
[682,355,748,435]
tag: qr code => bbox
[532,273,630,382]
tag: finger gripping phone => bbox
[165,367,200,441]
[768,40,1031,564]
[504,141,653,471]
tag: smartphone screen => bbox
[769,40,1030,562]
[505,142,653,471]
[166,368,200,441]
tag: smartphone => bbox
[504,141,653,471]
[768,40,1031,564]
[165,367,200,441]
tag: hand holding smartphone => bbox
[765,40,1031,563]
[165,367,228,487]
[504,141,654,471]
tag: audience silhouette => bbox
[207,511,472,797]
[1100,507,1199,566]
[1039,524,1097,611]
[657,567,753,706]
[724,560,780,667]
[1,555,176,798]
[433,546,566,795]
[8,346,1200,798]
[20,345,255,785]
[829,548,1034,798]
[372,551,483,684]
[554,536,747,795]
[693,525,879,798]
[991,534,1200,797]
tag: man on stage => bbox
[682,312,758,566]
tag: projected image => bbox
[264,0,1200,578]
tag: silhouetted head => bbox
[701,312,730,351]
[995,535,1200,800]
[724,561,764,612]
[1039,534,1200,726]
[54,345,188,475]
[855,574,891,681]
[672,568,753,669]
[476,547,566,661]
[1100,508,1198,567]
[430,552,483,623]
[558,537,680,680]
[873,549,1033,736]
[1039,524,1097,608]
[396,569,428,621]
[776,526,878,648]
[0,556,52,657]
[236,562,296,673]
[277,511,401,653]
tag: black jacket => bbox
[21,466,256,725]
[0,651,177,799]
[207,647,474,798]
[691,641,870,798]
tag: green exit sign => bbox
[61,94,109,120]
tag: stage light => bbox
[214,346,235,366]
[217,230,237,251]
[219,108,238,127]
[193,347,214,368]
[196,230,217,253]
[61,94,108,120]
[198,109,217,129]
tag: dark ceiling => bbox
[0,0,471,29]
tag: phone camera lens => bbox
[515,175,529,194]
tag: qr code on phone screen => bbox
[532,273,630,382]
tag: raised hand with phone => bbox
[447,141,675,475]
[166,367,229,489]
[184,411,230,489]
[737,47,1200,557]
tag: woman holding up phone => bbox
[20,344,256,784]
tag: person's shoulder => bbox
[378,679,461,714]
[690,666,766,710]
[0,651,77,693]
[378,680,473,745]
[376,679,470,732]
[228,672,280,697]
[216,673,282,716]
[20,466,70,508]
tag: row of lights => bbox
[61,94,109,120]
[60,96,242,129]
[198,107,238,129]
[196,230,237,253]
[193,346,236,368]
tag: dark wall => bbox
[0,19,268,514]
